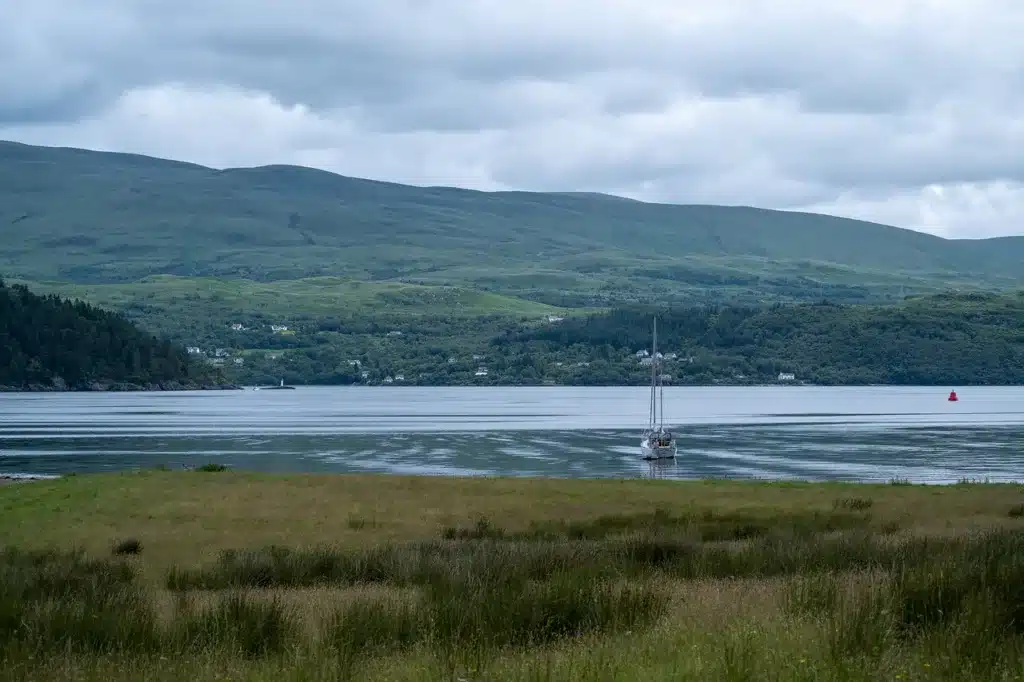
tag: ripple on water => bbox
[4,387,1024,482]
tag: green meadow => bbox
[2,471,1024,681]
[17,275,568,319]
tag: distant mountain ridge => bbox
[1,140,1022,305]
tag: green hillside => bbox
[2,140,1023,306]
[19,275,565,320]
[495,291,1024,386]
[96,289,1021,388]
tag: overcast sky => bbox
[3,0,1023,238]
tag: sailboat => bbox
[640,317,677,460]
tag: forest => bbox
[0,278,229,390]
[175,291,1024,387]
[6,270,1022,389]
[492,293,1024,385]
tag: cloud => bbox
[2,0,1024,238]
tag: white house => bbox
[778,372,796,381]
[475,367,489,377]
[270,324,288,333]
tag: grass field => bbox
[16,275,569,320]
[2,471,1024,681]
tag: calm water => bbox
[2,386,1023,483]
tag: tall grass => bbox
[173,593,296,658]
[165,508,886,592]
[444,507,880,542]
[0,548,158,656]
[166,529,1003,593]
[1,544,665,663]
[5,522,1024,679]
[785,529,1024,676]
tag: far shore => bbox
[6,382,1015,391]
[0,382,242,392]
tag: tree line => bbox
[0,278,228,390]
[173,292,1024,387]
[496,294,1024,385]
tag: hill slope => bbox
[18,275,564,322]
[0,278,228,390]
[2,140,1023,304]
[496,291,1024,386]
[143,290,1023,388]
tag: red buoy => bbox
[948,390,958,402]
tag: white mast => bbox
[649,317,658,432]
[659,331,664,431]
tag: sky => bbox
[3,0,1023,239]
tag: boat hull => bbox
[640,439,677,460]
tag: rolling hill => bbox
[17,275,565,321]
[2,140,1023,307]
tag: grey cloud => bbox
[0,79,108,125]
[10,1,1015,121]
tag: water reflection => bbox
[1,387,1023,483]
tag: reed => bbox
[4,472,1024,680]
